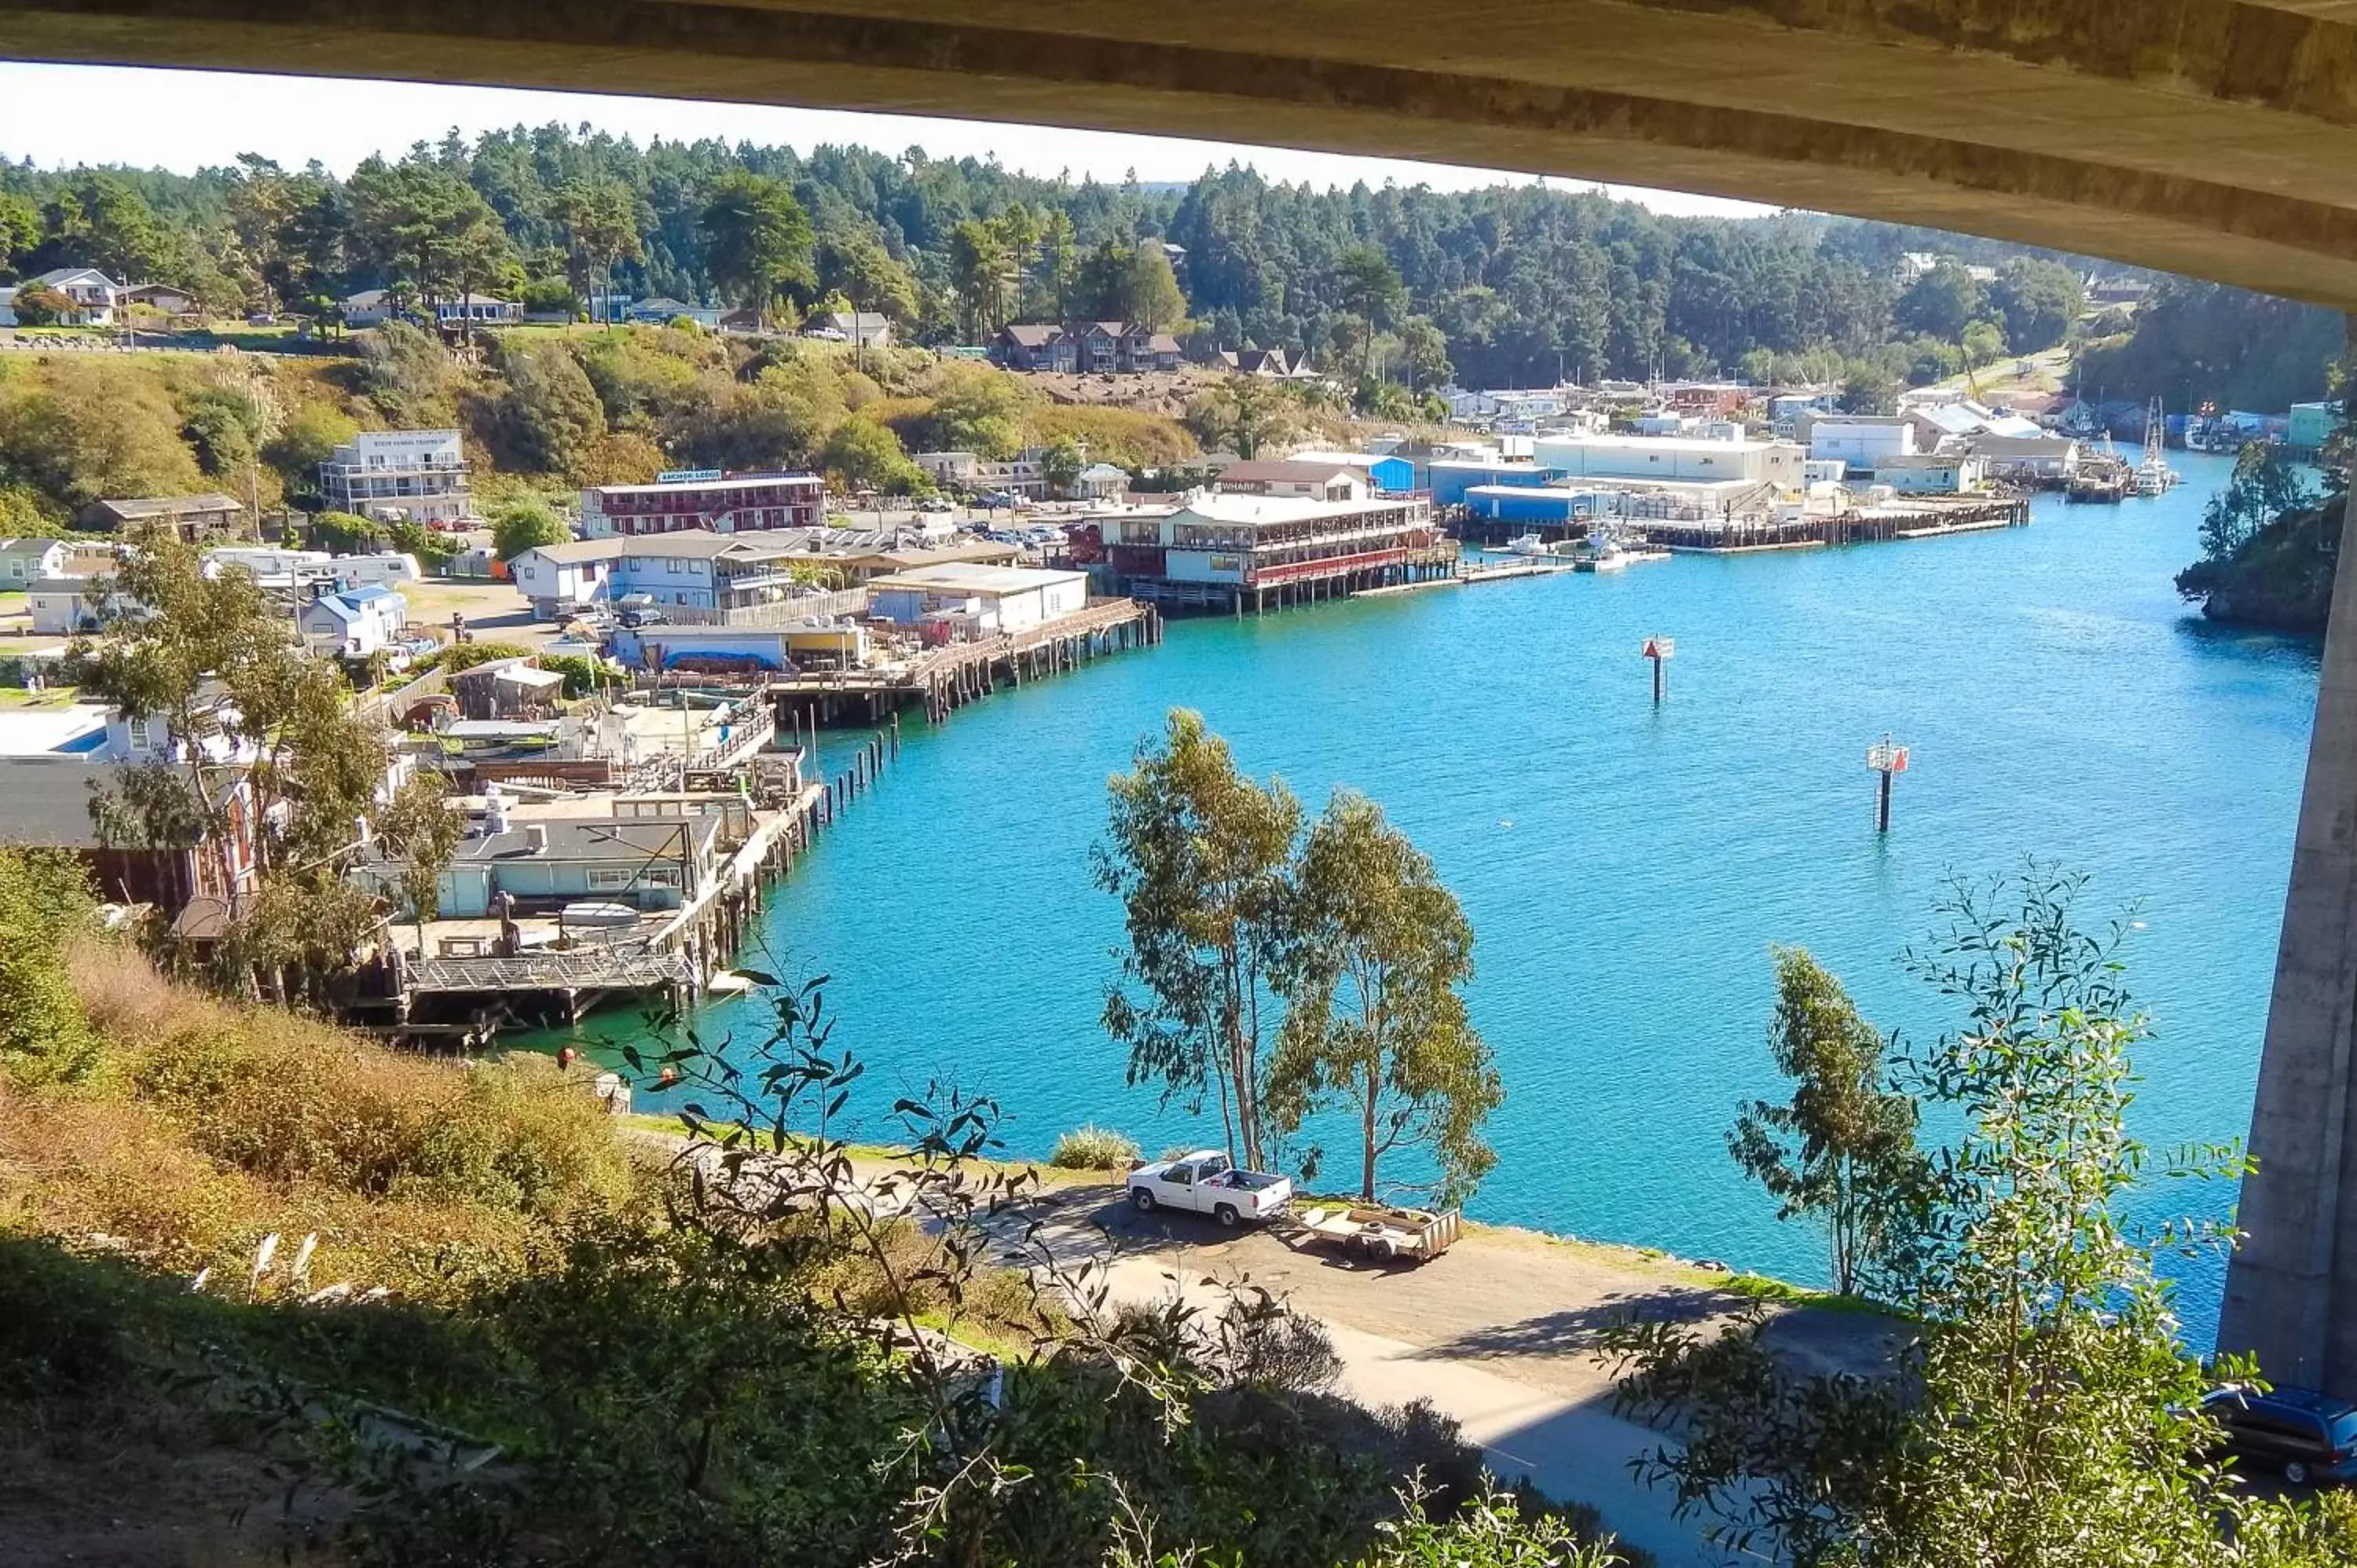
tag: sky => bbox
[0,61,1770,218]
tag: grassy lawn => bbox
[0,684,79,709]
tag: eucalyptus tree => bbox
[1096,709,1300,1171]
[1266,790,1501,1207]
[552,178,643,331]
[1334,244,1404,385]
[1728,947,1924,1299]
[698,170,816,326]
[1611,867,2308,1568]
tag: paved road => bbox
[1085,1249,1729,1567]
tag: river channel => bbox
[588,452,2319,1347]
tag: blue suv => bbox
[2202,1386,2357,1486]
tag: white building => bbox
[24,267,120,327]
[320,430,472,526]
[1805,416,1917,473]
[0,539,76,587]
[27,573,141,636]
[866,565,1088,636]
[1531,433,1807,489]
[299,584,409,658]
[511,538,628,618]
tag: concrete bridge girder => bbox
[13,1,2357,306]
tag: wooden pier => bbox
[1639,496,2029,552]
[775,596,1161,727]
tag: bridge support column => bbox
[2220,466,2357,1399]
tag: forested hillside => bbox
[0,128,2111,389]
[4,123,2345,443]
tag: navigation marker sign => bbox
[1642,636,1674,703]
[1867,736,1910,831]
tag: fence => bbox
[653,586,871,627]
[356,666,449,727]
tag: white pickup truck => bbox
[1127,1150,1292,1228]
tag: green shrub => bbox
[1050,1123,1140,1170]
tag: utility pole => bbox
[1867,736,1909,832]
[1641,635,1673,704]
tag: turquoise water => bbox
[595,453,2322,1347]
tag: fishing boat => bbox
[2133,397,2180,496]
[1505,533,1555,558]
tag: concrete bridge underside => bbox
[11,0,2357,1393]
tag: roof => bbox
[1076,463,1130,481]
[0,537,67,561]
[1000,324,1062,347]
[1146,334,1182,354]
[867,564,1088,595]
[519,538,627,565]
[456,810,722,866]
[1174,493,1416,528]
[0,758,112,844]
[587,474,820,499]
[34,267,113,290]
[89,493,244,520]
[1217,460,1366,485]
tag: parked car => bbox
[918,497,955,513]
[1127,1150,1292,1228]
[2204,1385,2357,1486]
[619,607,669,629]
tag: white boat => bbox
[1505,533,1555,557]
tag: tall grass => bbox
[1050,1123,1142,1170]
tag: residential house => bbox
[510,538,626,619]
[579,473,823,537]
[320,430,471,526]
[80,493,247,543]
[27,570,142,636]
[26,267,120,326]
[419,804,727,919]
[0,757,259,914]
[992,324,1076,372]
[1219,347,1300,378]
[992,321,1180,374]
[0,538,75,588]
[339,289,400,327]
[805,310,893,347]
[299,584,409,658]
[121,282,198,317]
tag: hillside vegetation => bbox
[0,847,1629,1566]
[0,326,1201,530]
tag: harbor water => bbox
[597,453,2320,1347]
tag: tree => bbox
[0,190,38,273]
[490,496,573,561]
[1893,261,1982,342]
[1186,376,1296,459]
[552,178,643,331]
[0,848,100,1087]
[1335,246,1405,386]
[948,220,1010,340]
[1985,258,2083,355]
[926,363,1031,459]
[1126,242,1189,334]
[1039,434,1086,498]
[65,539,389,994]
[372,770,463,956]
[818,416,925,495]
[1036,208,1077,320]
[700,171,816,325]
[1396,317,1452,391]
[5,284,72,327]
[2194,439,2316,565]
[1959,318,2007,385]
[35,174,176,282]
[491,340,605,475]
[309,509,387,555]
[1096,710,1301,1172]
[0,361,206,508]
[262,403,361,496]
[1266,791,1501,1207]
[1727,948,1923,1298]
[1609,867,2311,1568]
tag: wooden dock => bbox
[1638,496,2029,552]
[775,596,1160,727]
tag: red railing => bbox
[1247,546,1408,587]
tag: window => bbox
[645,865,683,888]
[129,718,151,749]
[587,867,632,891]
